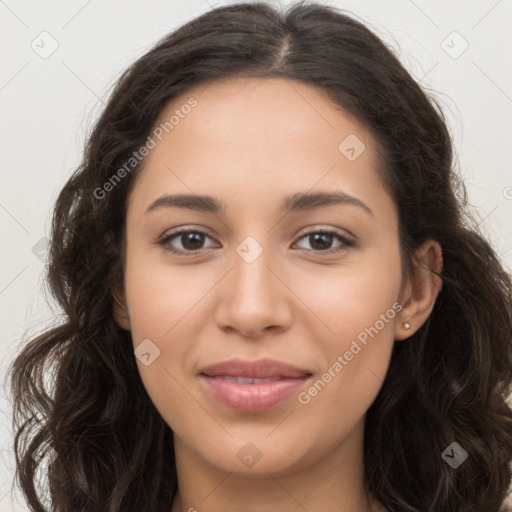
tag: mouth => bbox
[199,358,313,412]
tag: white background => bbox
[1,0,511,510]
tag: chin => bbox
[188,433,312,477]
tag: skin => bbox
[113,77,443,512]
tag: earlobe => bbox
[394,239,443,341]
[112,287,131,331]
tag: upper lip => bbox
[199,358,312,379]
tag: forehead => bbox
[126,77,392,222]
[155,76,368,152]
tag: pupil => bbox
[311,233,332,250]
[182,232,204,250]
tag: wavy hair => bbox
[6,1,512,511]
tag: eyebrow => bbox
[145,190,374,217]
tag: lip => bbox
[200,358,311,379]
[199,358,312,412]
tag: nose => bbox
[213,242,293,339]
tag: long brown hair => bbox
[6,2,512,511]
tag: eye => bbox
[293,228,354,254]
[158,228,217,254]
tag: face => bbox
[115,77,412,478]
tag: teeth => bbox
[220,376,282,384]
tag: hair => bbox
[6,1,512,511]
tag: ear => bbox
[394,239,443,340]
[112,284,131,331]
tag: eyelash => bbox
[157,227,355,255]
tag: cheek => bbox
[124,267,202,433]
[301,243,402,340]
[123,247,212,340]
[296,247,401,414]
[122,246,223,421]
[125,250,201,420]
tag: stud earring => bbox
[404,322,410,329]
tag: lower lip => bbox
[200,375,311,412]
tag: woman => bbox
[7,1,512,511]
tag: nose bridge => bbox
[214,231,291,336]
[230,233,276,300]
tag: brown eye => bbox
[294,229,354,254]
[159,229,216,254]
